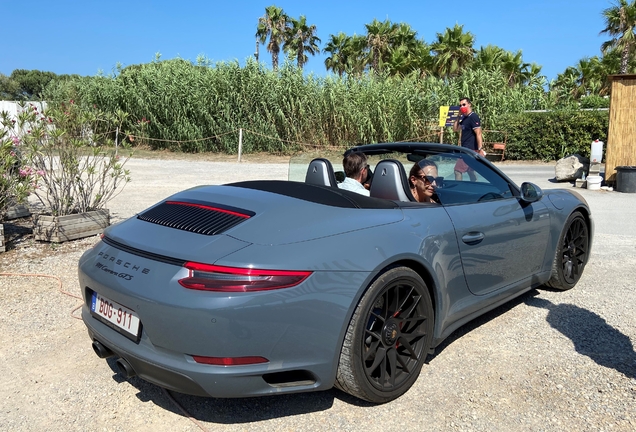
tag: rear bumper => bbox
[82,307,328,397]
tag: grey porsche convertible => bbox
[78,143,592,403]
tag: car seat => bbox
[305,158,338,187]
[369,159,415,201]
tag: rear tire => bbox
[545,212,589,290]
[335,267,434,403]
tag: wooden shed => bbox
[605,74,636,184]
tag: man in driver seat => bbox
[338,152,370,196]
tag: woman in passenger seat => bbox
[408,159,439,204]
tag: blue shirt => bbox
[459,112,481,151]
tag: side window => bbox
[430,155,513,205]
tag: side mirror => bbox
[520,182,543,203]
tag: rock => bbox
[555,154,588,181]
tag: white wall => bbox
[0,101,47,136]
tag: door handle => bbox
[462,232,485,245]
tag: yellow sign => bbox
[439,105,461,127]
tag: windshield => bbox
[288,147,517,205]
[289,151,416,183]
[289,151,489,183]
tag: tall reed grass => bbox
[45,58,552,154]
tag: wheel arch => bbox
[333,258,438,402]
[371,257,441,344]
[573,205,594,254]
[329,255,444,385]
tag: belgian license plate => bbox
[90,292,141,340]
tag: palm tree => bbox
[522,63,544,86]
[392,23,420,51]
[576,57,606,96]
[551,56,611,101]
[431,24,476,78]
[365,19,398,73]
[256,5,290,70]
[600,0,636,74]
[601,45,636,75]
[346,35,370,76]
[324,32,352,76]
[284,15,321,69]
[473,45,505,70]
[324,33,368,77]
[324,22,430,77]
[551,67,581,101]
[500,50,531,86]
[389,23,431,76]
[386,40,432,77]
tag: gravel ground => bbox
[1,158,635,432]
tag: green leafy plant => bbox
[15,101,133,216]
[0,111,38,220]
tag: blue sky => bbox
[3,0,610,82]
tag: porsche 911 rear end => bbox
[78,184,384,397]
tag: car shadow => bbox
[526,296,636,379]
[428,289,538,361]
[104,358,375,423]
[429,289,636,380]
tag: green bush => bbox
[502,109,609,161]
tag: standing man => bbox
[452,97,484,181]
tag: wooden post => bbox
[238,128,243,163]
[115,127,119,156]
[439,127,444,144]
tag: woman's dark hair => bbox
[408,159,438,188]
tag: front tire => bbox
[546,212,589,290]
[335,267,434,403]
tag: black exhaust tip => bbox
[115,358,136,378]
[92,340,114,359]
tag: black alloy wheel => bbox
[547,212,589,290]
[335,267,434,403]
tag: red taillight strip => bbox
[184,262,310,277]
[179,262,312,292]
[192,355,269,366]
[165,201,251,218]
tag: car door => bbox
[433,156,551,296]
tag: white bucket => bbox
[591,140,604,163]
[587,175,602,190]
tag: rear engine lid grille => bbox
[137,200,254,235]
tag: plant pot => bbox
[4,203,31,220]
[33,209,110,243]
